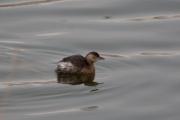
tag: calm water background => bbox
[0,0,180,120]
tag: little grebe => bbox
[55,51,104,85]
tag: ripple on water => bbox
[96,14,180,23]
[26,105,99,116]
[102,51,180,58]
[0,0,65,8]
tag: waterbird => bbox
[55,51,104,86]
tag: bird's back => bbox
[56,55,88,73]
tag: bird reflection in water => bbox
[56,72,101,86]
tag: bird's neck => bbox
[86,60,94,66]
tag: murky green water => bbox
[0,0,180,120]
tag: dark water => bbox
[0,0,180,120]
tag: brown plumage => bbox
[55,51,104,85]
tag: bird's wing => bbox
[61,54,87,69]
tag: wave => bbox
[26,105,98,116]
[0,0,64,8]
[0,80,56,88]
[98,14,180,23]
[101,50,180,59]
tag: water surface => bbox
[0,0,180,120]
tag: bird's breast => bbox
[81,65,95,74]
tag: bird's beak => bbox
[98,56,105,60]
